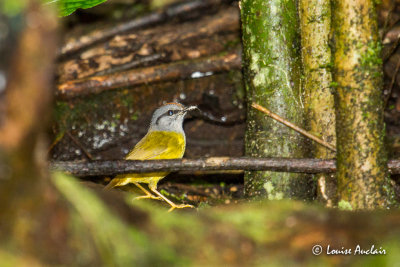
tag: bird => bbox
[104,102,197,211]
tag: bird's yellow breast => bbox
[126,131,186,160]
[110,131,186,187]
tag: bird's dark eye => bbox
[168,110,174,116]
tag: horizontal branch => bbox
[57,50,241,98]
[49,157,400,176]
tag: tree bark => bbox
[332,0,395,209]
[241,0,311,199]
[300,0,336,206]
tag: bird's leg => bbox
[133,182,161,200]
[149,182,194,212]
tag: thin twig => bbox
[49,157,400,176]
[66,132,94,160]
[252,103,336,152]
[383,35,400,63]
[382,3,396,40]
[385,56,400,108]
[47,131,65,154]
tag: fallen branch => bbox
[57,50,242,98]
[252,103,337,152]
[59,0,223,57]
[49,157,400,176]
[58,7,239,82]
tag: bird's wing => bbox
[125,131,185,160]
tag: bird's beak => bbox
[180,105,198,114]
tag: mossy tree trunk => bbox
[300,0,336,206]
[240,0,312,199]
[332,0,394,209]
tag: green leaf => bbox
[46,0,108,17]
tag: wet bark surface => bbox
[241,0,312,200]
[332,0,394,209]
[300,0,337,206]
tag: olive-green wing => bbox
[125,131,185,160]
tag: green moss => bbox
[319,62,334,70]
[329,81,339,88]
[159,189,187,202]
[372,0,382,5]
[306,10,329,24]
[338,200,353,211]
[130,111,139,121]
[263,181,284,200]
[360,41,382,70]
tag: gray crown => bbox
[149,103,196,133]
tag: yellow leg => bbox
[134,182,161,200]
[149,182,194,212]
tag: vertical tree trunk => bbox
[300,0,336,206]
[241,0,311,199]
[332,0,395,209]
[0,1,70,262]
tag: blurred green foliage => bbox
[1,0,108,17]
[47,0,108,16]
[0,0,28,16]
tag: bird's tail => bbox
[103,178,120,190]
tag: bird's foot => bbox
[135,194,162,200]
[168,203,195,212]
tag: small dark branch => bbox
[57,50,242,98]
[385,56,400,108]
[381,3,396,40]
[66,132,94,160]
[383,35,400,63]
[49,158,400,177]
[59,0,223,58]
